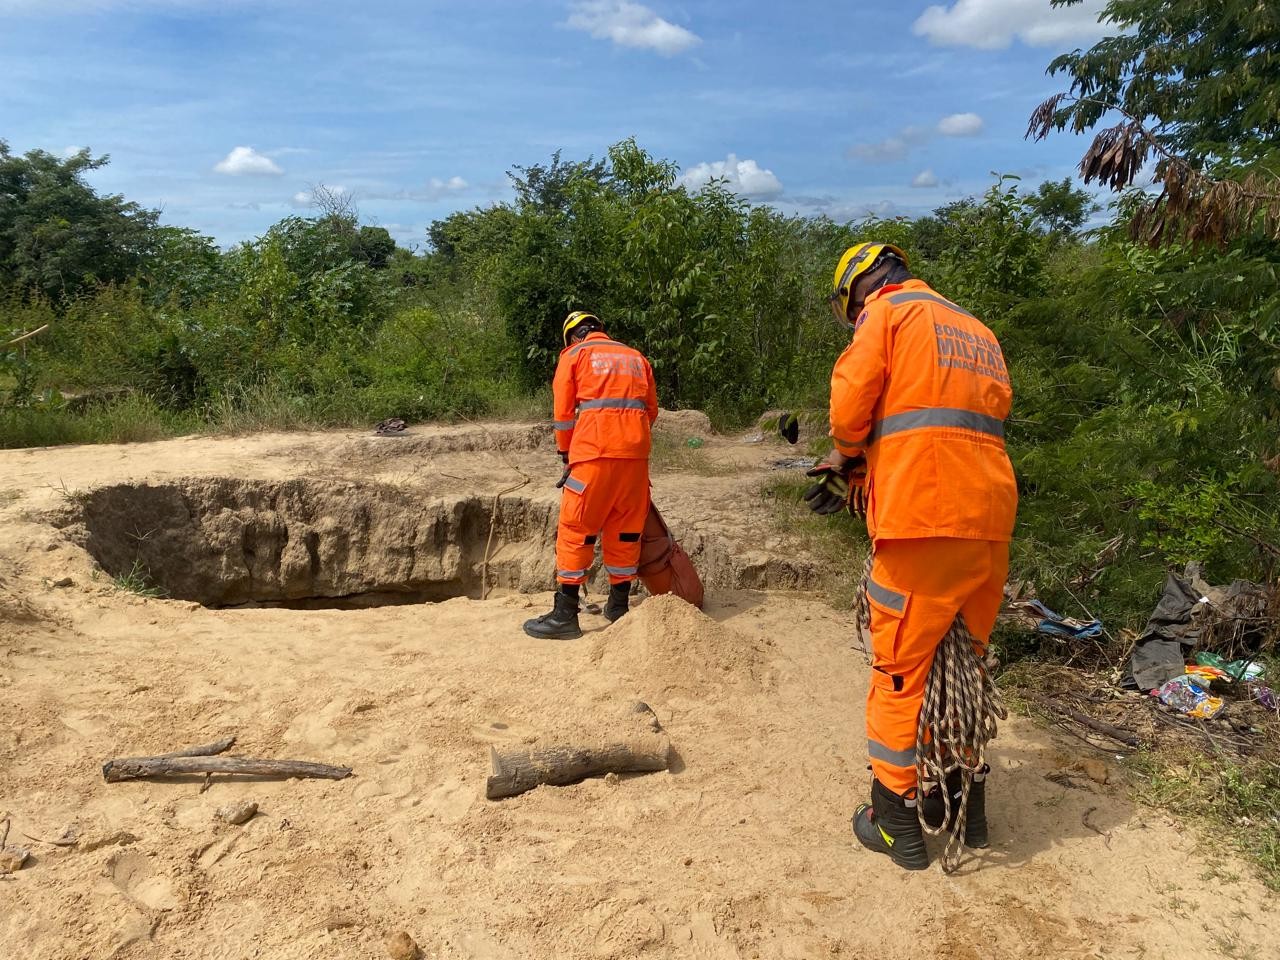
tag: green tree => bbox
[1030,0,1280,245]
[0,142,159,299]
[1027,177,1099,237]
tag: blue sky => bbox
[1,0,1116,247]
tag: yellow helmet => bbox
[562,310,601,346]
[829,242,908,328]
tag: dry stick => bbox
[1081,806,1113,849]
[480,477,531,601]
[103,755,352,783]
[102,738,350,783]
[4,323,49,348]
[151,736,237,759]
[1029,694,1143,748]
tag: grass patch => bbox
[760,472,869,606]
[1128,747,1280,892]
[0,379,551,450]
[111,559,165,599]
[649,432,737,477]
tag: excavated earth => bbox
[0,418,1275,960]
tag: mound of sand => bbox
[589,593,770,693]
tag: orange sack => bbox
[638,501,704,608]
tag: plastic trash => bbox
[686,437,704,449]
[1156,675,1225,720]
[1251,685,1278,711]
[1194,652,1264,682]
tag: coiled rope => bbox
[853,552,1007,872]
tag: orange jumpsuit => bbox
[830,279,1018,795]
[552,331,659,586]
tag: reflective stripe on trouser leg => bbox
[864,543,962,796]
[864,538,1007,793]
[601,459,650,586]
[555,457,650,587]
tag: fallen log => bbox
[102,738,351,783]
[486,702,672,800]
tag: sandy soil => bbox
[0,421,1273,960]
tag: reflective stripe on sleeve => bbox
[554,419,577,430]
[869,407,1005,443]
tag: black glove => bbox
[802,455,866,516]
[778,412,799,445]
[555,466,571,489]
[559,451,569,464]
[802,463,850,515]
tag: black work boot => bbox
[922,766,990,848]
[852,779,929,871]
[523,588,582,640]
[604,582,632,623]
[956,765,989,848]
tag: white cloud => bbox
[566,1,701,56]
[848,126,930,163]
[914,0,1111,50]
[938,112,985,137]
[679,154,783,198]
[214,146,284,177]
[291,191,312,208]
[62,145,85,158]
[850,114,985,163]
[912,170,940,189]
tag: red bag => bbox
[638,501,704,608]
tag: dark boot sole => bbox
[522,621,583,640]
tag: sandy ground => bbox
[0,422,1274,960]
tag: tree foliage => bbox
[0,142,159,299]
[1030,0,1280,246]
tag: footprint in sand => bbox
[583,901,665,958]
[106,850,179,911]
[423,776,474,823]
[59,710,109,738]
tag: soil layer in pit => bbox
[64,477,557,608]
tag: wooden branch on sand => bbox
[102,736,352,783]
[486,702,673,800]
[1030,694,1144,749]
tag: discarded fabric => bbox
[1008,598,1103,640]
[1128,639,1185,691]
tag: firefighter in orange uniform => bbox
[524,311,659,640]
[805,242,1018,870]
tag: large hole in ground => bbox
[68,479,557,608]
[64,478,825,609]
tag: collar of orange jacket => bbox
[864,277,929,307]
[562,329,611,353]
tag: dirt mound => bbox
[589,593,771,693]
[654,408,712,436]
